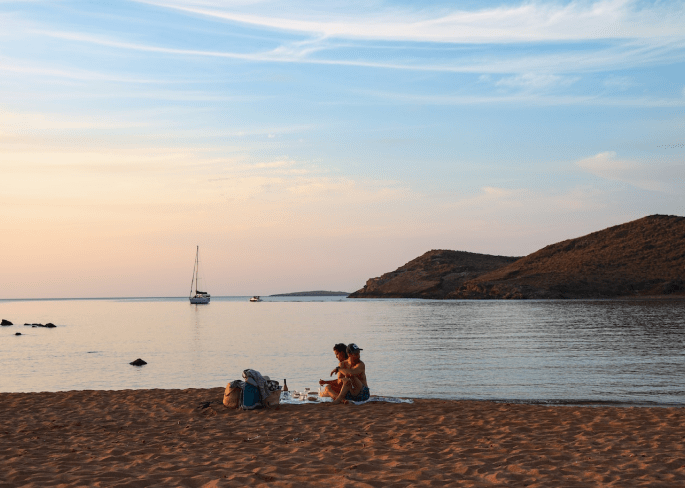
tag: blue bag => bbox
[242,383,262,410]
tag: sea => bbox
[1,297,683,406]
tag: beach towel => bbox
[348,396,414,405]
[280,396,414,405]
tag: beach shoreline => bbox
[1,388,683,487]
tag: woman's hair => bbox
[333,343,348,359]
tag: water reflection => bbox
[362,299,685,404]
[1,297,683,404]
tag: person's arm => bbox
[331,360,349,377]
[336,361,364,377]
[323,361,347,383]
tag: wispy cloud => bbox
[0,110,152,132]
[0,131,414,209]
[445,185,607,215]
[355,89,685,107]
[493,73,580,89]
[30,26,685,78]
[139,0,685,42]
[602,75,636,90]
[0,55,160,83]
[576,151,685,193]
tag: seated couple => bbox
[319,343,369,404]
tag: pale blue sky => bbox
[1,0,684,298]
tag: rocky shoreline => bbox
[1,319,57,328]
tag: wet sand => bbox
[1,388,684,486]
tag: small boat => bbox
[249,296,262,302]
[189,246,210,304]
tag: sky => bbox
[1,0,684,298]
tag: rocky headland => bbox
[270,291,350,297]
[348,250,520,299]
[349,214,685,299]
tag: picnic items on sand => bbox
[223,369,282,410]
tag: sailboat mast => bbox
[190,246,198,298]
[195,245,199,295]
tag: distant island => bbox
[270,291,350,297]
[349,214,685,300]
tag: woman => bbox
[319,343,348,399]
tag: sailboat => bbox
[189,246,210,304]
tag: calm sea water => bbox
[1,297,683,405]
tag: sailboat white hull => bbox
[190,295,210,304]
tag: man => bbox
[330,343,370,404]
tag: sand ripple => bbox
[1,389,684,486]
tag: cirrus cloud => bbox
[139,0,685,43]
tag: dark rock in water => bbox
[24,323,30,326]
[1,319,12,326]
[45,323,56,328]
[130,358,147,366]
[15,332,21,336]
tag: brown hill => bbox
[348,250,521,298]
[350,215,685,300]
[450,214,685,299]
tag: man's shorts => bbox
[345,385,370,402]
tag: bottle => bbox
[283,379,288,391]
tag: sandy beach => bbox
[1,388,683,487]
